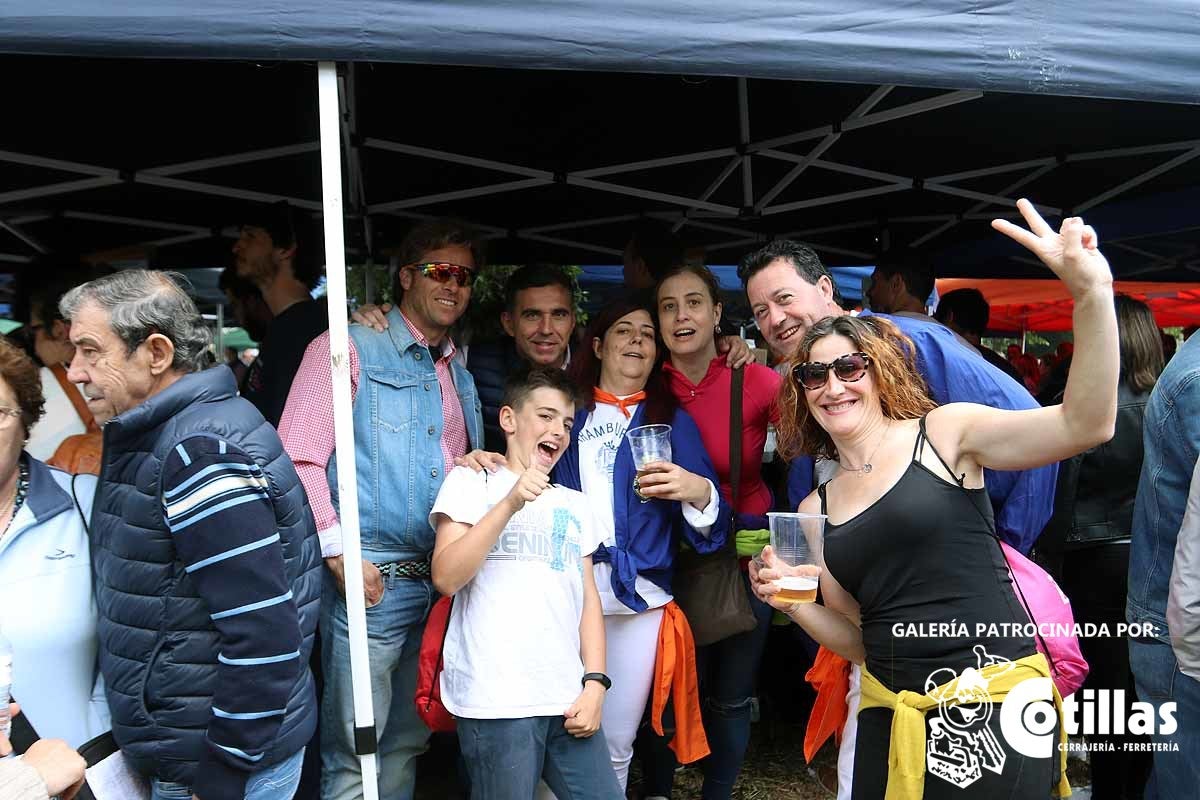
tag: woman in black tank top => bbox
[751,201,1120,799]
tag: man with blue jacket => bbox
[280,220,485,800]
[62,270,321,800]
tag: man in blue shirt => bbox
[741,241,1057,554]
[1128,332,1200,797]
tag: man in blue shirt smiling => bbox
[741,240,1056,554]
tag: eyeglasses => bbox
[792,352,872,391]
[408,262,477,288]
[0,407,21,427]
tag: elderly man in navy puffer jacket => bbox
[61,270,321,800]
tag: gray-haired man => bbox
[63,270,321,800]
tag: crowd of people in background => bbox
[0,199,1196,800]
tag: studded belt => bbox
[372,560,432,580]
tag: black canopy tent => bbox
[3,5,1199,793]
[2,2,1200,284]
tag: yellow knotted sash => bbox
[858,652,1071,800]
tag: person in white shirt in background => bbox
[21,267,101,462]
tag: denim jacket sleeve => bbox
[1168,456,1200,680]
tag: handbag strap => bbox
[726,366,744,554]
[728,365,743,513]
[70,473,91,537]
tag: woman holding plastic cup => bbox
[751,200,1119,799]
[550,298,731,792]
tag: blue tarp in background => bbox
[3,2,1198,105]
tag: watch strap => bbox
[581,671,611,690]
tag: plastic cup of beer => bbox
[766,512,826,603]
[626,424,672,502]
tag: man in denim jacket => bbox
[1129,331,1200,796]
[280,220,485,800]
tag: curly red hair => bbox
[775,315,936,462]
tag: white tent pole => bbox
[753,84,891,213]
[572,147,736,178]
[518,232,622,256]
[144,143,320,176]
[1075,146,1200,214]
[135,174,322,210]
[317,61,380,800]
[62,211,210,233]
[762,184,909,216]
[368,178,549,213]
[0,219,45,253]
[520,214,640,235]
[1065,139,1200,163]
[0,149,117,177]
[910,162,1058,247]
[671,156,744,234]
[364,138,554,179]
[738,78,753,207]
[930,157,1057,184]
[566,176,738,214]
[0,177,120,206]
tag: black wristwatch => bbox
[581,672,612,690]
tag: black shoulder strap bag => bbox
[671,365,758,647]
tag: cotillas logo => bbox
[927,648,1180,791]
[1001,680,1178,758]
[924,645,1012,789]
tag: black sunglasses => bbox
[409,262,477,288]
[792,352,872,391]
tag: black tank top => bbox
[822,416,1037,693]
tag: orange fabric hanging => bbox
[593,388,646,419]
[651,601,710,764]
[45,364,103,476]
[803,646,852,763]
[48,364,99,432]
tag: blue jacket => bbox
[330,308,484,561]
[1129,333,1200,643]
[464,338,517,453]
[791,312,1057,553]
[553,404,731,612]
[91,367,321,792]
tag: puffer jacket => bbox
[90,367,321,789]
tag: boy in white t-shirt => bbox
[430,366,623,800]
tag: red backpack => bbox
[414,596,455,732]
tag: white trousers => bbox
[837,663,861,800]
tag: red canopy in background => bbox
[935,279,1200,333]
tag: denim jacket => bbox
[328,308,483,561]
[1129,333,1200,644]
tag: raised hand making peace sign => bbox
[991,198,1113,299]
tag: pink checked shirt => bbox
[278,312,469,558]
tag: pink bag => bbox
[998,540,1089,697]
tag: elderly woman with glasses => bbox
[0,336,107,748]
[751,200,1119,799]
